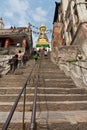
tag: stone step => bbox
[45,77,73,81]
[1,57,87,130]
[1,94,87,102]
[41,75,71,79]
[0,84,24,88]
[40,71,65,75]
[0,87,86,94]
[0,76,75,88]
[0,123,29,130]
[1,75,30,79]
[44,79,75,83]
[2,75,71,80]
[36,111,87,130]
[0,84,77,88]
[1,111,87,130]
[0,80,26,83]
[0,80,73,85]
[44,83,76,88]
[0,101,87,111]
[1,72,69,81]
[0,81,76,87]
[0,110,87,123]
[37,122,87,130]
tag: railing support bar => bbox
[29,75,39,130]
[22,87,26,130]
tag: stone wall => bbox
[51,45,82,65]
[73,23,87,59]
[58,45,80,61]
[59,60,87,87]
[0,55,11,75]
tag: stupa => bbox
[36,24,50,49]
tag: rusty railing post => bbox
[22,86,26,130]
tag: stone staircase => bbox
[36,58,87,130]
[0,60,34,130]
[0,57,87,130]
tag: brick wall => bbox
[52,22,63,47]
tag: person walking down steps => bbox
[18,50,23,68]
[8,54,18,73]
[33,51,39,61]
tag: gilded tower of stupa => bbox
[36,24,50,49]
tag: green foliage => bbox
[66,58,77,63]
[36,44,50,48]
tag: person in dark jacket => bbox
[13,54,18,71]
[22,52,28,66]
[8,54,18,72]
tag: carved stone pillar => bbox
[22,37,26,48]
[4,38,10,48]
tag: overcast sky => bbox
[0,0,61,46]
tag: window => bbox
[85,0,87,9]
[70,28,74,40]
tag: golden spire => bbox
[36,24,50,48]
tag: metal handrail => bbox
[70,62,87,84]
[29,74,39,130]
[61,61,87,71]
[29,56,41,130]
[61,61,87,85]
[71,62,87,70]
[60,61,87,83]
[2,62,37,130]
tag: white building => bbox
[0,17,4,29]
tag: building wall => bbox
[52,0,87,63]
[76,0,87,22]
[52,1,87,87]
[61,0,87,45]
[52,22,63,48]
[72,23,87,59]
[62,0,71,45]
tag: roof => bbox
[0,27,30,35]
[0,27,31,40]
[0,32,27,38]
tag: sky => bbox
[0,0,61,46]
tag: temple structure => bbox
[0,25,33,56]
[36,24,50,50]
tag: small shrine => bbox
[36,24,50,49]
